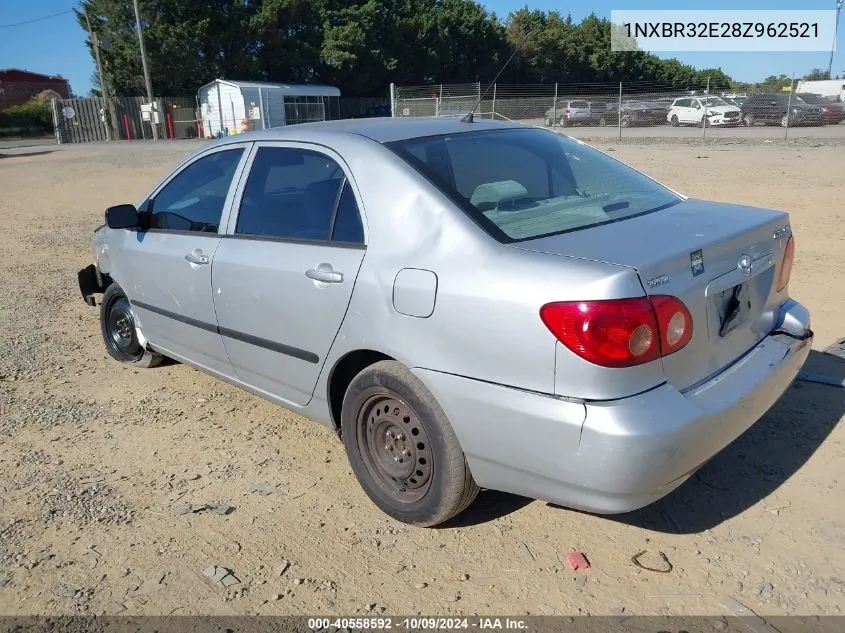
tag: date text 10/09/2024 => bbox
[622,21,819,39]
[307,618,528,630]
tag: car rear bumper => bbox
[414,299,812,514]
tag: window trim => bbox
[137,143,252,236]
[224,140,368,248]
[385,128,682,245]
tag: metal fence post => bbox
[552,83,558,131]
[785,74,795,140]
[438,84,443,117]
[389,83,396,118]
[491,83,497,120]
[618,82,623,140]
[703,76,710,139]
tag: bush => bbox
[0,99,54,135]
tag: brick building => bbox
[0,68,71,110]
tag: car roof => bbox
[205,117,524,147]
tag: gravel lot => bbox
[0,139,843,617]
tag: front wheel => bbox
[599,116,608,127]
[743,113,755,127]
[670,115,679,127]
[341,361,479,526]
[620,115,631,128]
[558,116,568,127]
[780,113,790,128]
[99,283,163,368]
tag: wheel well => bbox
[328,349,393,433]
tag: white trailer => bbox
[197,79,341,138]
[794,79,845,102]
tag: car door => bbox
[686,98,702,123]
[117,144,249,375]
[212,143,367,406]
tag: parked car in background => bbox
[668,96,741,127]
[544,100,592,127]
[724,96,748,110]
[77,118,811,527]
[795,93,845,124]
[598,100,667,127]
[740,93,824,127]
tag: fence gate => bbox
[52,97,110,143]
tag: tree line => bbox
[77,0,738,98]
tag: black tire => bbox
[544,117,552,127]
[340,360,479,526]
[599,116,607,127]
[558,116,568,127]
[620,115,631,128]
[670,114,679,127]
[99,283,163,368]
[743,112,754,127]
[780,113,790,128]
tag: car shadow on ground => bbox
[446,349,843,531]
[603,348,845,534]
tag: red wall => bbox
[0,70,71,109]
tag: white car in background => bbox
[668,96,741,127]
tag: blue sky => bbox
[0,0,842,96]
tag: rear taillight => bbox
[540,296,693,368]
[777,235,795,293]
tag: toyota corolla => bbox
[77,118,812,526]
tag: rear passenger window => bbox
[236,147,344,240]
[331,182,364,244]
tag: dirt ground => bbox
[0,140,843,617]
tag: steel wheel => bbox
[99,283,163,368]
[357,394,433,504]
[105,297,144,362]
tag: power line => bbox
[0,10,73,30]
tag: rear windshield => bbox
[387,128,681,243]
[570,100,589,108]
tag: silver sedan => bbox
[77,118,812,526]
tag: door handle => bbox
[305,265,343,284]
[185,250,209,265]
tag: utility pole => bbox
[84,10,113,141]
[829,0,844,80]
[132,0,158,140]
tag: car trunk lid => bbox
[512,198,791,391]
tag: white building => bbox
[197,79,341,137]
[794,79,845,102]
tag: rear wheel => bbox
[341,361,479,526]
[620,115,631,128]
[100,284,163,368]
[544,116,552,127]
[599,116,608,127]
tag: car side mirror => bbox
[105,204,140,229]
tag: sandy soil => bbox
[0,140,843,617]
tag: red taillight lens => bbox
[777,235,794,292]
[540,296,693,368]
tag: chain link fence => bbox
[392,80,845,140]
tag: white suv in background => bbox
[668,96,741,127]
